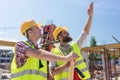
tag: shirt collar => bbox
[27,39,38,49]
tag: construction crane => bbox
[0,40,16,47]
[0,27,19,30]
[112,36,120,43]
[0,27,19,47]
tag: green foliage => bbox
[90,36,97,47]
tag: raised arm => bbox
[76,2,94,48]
[25,48,79,62]
[84,2,94,34]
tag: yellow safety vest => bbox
[51,42,90,80]
[11,41,47,80]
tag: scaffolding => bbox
[81,43,120,80]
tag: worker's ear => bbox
[28,30,33,36]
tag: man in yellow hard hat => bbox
[11,19,79,80]
[50,2,94,80]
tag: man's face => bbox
[60,30,72,43]
[28,25,42,39]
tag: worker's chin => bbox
[63,37,72,42]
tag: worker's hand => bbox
[67,52,79,62]
[48,72,54,80]
[88,2,94,17]
[65,61,70,68]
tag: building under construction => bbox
[81,43,120,80]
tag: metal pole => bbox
[113,49,117,80]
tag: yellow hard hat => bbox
[53,26,67,41]
[21,19,42,36]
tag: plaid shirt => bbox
[15,40,33,68]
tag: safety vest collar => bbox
[24,40,35,49]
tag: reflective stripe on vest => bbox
[75,59,88,73]
[75,59,83,66]
[64,69,69,72]
[79,67,88,73]
[60,78,68,80]
[11,69,47,78]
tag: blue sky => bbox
[0,0,120,48]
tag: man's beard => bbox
[62,36,72,42]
